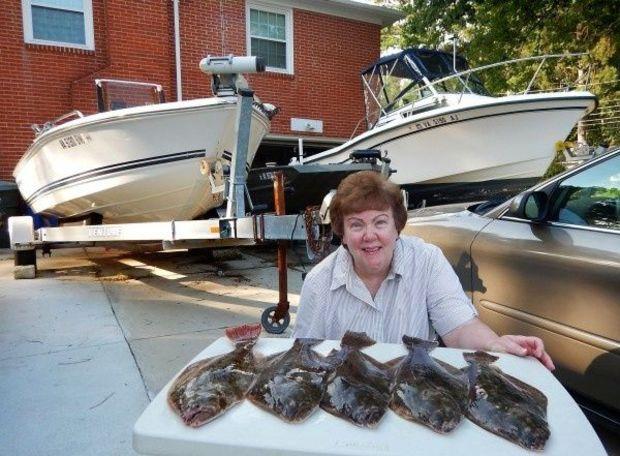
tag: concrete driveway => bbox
[0,245,308,455]
[1,245,617,455]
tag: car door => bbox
[404,209,493,297]
[469,152,620,413]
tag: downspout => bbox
[173,0,182,101]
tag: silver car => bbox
[403,148,619,426]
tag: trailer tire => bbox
[261,306,290,334]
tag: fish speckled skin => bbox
[167,323,262,427]
[248,338,331,423]
[463,351,550,451]
[320,331,393,428]
[390,336,467,433]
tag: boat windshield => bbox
[95,79,165,112]
[361,48,489,126]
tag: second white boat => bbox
[305,49,597,205]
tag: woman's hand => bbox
[443,318,555,371]
[487,335,555,371]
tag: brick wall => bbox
[251,9,380,139]
[0,0,381,180]
[0,0,107,179]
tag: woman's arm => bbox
[442,317,555,371]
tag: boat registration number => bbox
[412,114,460,131]
[88,226,122,238]
[258,171,288,182]
[58,133,92,149]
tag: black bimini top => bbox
[361,48,471,82]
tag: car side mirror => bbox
[508,191,549,222]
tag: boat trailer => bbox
[7,55,333,334]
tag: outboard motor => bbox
[199,55,265,97]
[350,149,393,177]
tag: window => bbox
[246,2,293,74]
[22,0,94,50]
[549,153,620,231]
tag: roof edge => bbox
[256,0,403,26]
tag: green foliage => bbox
[544,149,567,178]
[379,0,620,146]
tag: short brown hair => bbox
[329,171,407,237]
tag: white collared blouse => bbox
[292,236,477,343]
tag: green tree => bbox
[380,0,619,146]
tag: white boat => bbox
[14,78,274,224]
[304,49,597,206]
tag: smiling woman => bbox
[293,171,555,370]
[328,171,406,296]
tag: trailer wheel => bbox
[261,306,290,334]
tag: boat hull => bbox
[306,92,596,204]
[247,162,383,214]
[14,98,270,223]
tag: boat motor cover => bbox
[200,55,265,75]
[350,149,382,161]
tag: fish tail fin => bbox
[293,338,323,348]
[225,323,262,344]
[463,351,498,365]
[324,347,349,370]
[402,335,438,352]
[341,331,375,350]
[466,363,478,401]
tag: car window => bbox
[548,154,620,231]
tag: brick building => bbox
[0,0,400,181]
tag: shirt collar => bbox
[330,238,405,291]
[330,246,351,291]
[391,238,407,277]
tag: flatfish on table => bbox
[167,323,262,427]
[389,336,467,433]
[247,338,332,423]
[463,351,550,450]
[320,331,393,428]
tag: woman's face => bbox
[341,207,399,279]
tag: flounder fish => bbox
[320,331,393,428]
[390,336,467,433]
[167,323,262,427]
[248,338,332,423]
[463,351,550,450]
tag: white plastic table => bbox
[133,337,606,456]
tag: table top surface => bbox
[133,337,606,456]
